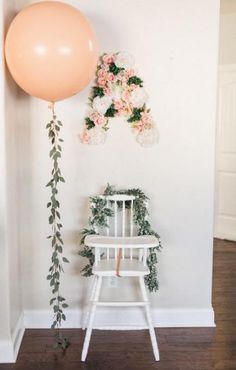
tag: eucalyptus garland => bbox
[46,106,69,349]
[79,184,161,292]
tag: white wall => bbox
[11,0,219,327]
[0,0,11,341]
[0,0,24,362]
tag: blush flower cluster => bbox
[80,52,158,147]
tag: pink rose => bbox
[107,73,115,82]
[102,54,115,64]
[104,87,112,96]
[89,111,106,126]
[97,78,106,87]
[117,108,126,116]
[125,69,135,79]
[129,83,137,91]
[114,100,123,110]
[133,120,145,133]
[97,69,107,78]
[122,90,131,102]
[141,111,150,124]
[80,129,90,144]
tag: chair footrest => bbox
[93,301,149,307]
[93,325,149,330]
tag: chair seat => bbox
[85,235,159,248]
[92,259,149,277]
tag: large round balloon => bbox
[5,1,98,102]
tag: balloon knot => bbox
[48,102,55,111]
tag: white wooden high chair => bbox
[81,194,160,362]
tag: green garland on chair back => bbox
[79,184,162,292]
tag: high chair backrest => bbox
[102,194,135,237]
[95,194,148,264]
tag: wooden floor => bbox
[1,239,236,370]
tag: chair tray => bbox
[92,259,150,277]
[85,235,159,249]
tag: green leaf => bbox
[57,245,63,253]
[62,303,68,308]
[92,86,104,98]
[49,215,54,224]
[46,180,53,187]
[51,321,57,329]
[50,298,56,305]
[127,108,143,122]
[105,104,117,118]
[109,63,123,75]
[53,305,59,312]
[62,257,69,263]
[85,117,95,130]
[127,76,143,86]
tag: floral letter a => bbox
[80,52,158,147]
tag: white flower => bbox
[115,52,134,69]
[112,84,122,100]
[89,127,107,145]
[130,87,148,108]
[136,128,159,148]
[92,96,112,115]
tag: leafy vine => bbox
[46,105,69,349]
[79,184,161,292]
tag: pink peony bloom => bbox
[102,54,115,64]
[80,129,90,144]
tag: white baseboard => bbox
[0,312,25,363]
[214,231,236,242]
[24,307,215,329]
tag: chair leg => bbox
[81,276,102,362]
[82,275,98,330]
[139,276,160,361]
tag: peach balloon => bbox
[5,1,98,102]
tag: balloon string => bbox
[48,102,55,116]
